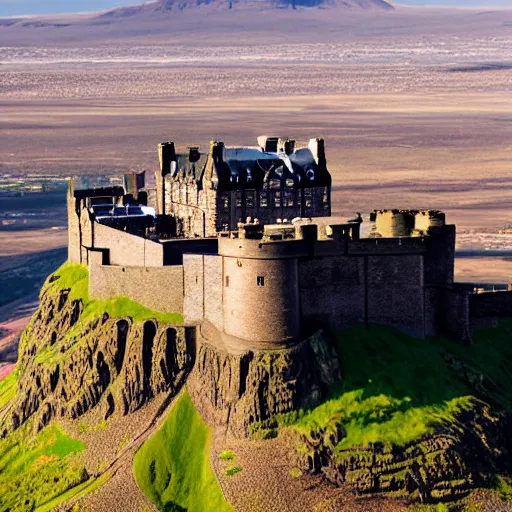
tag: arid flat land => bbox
[2,93,511,232]
[0,6,511,283]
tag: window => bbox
[257,276,265,286]
[226,276,230,287]
[269,179,281,190]
[305,189,312,208]
[322,188,329,208]
[260,192,268,208]
[221,194,229,210]
[236,191,243,208]
[246,191,255,208]
[274,191,281,208]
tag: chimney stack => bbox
[257,135,279,153]
[284,139,296,155]
[308,138,325,165]
[158,142,176,177]
[210,140,225,163]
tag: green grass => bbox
[251,321,512,450]
[219,450,236,461]
[225,466,242,477]
[0,371,17,409]
[409,505,452,512]
[133,391,233,512]
[35,471,112,512]
[495,476,512,501]
[34,262,183,364]
[0,423,88,512]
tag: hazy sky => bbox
[0,0,510,17]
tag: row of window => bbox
[221,190,327,210]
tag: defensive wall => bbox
[88,250,185,314]
[68,180,510,348]
[182,227,449,344]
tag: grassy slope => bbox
[30,262,183,364]
[134,391,233,512]
[0,372,17,410]
[0,423,87,512]
[253,321,512,450]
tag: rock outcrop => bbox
[1,286,194,436]
[188,330,341,437]
[288,400,511,503]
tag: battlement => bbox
[217,215,454,260]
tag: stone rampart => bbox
[438,288,471,342]
[223,256,301,343]
[88,251,184,314]
[470,291,512,319]
[219,237,309,260]
[299,255,366,330]
[366,254,425,337]
[93,223,164,267]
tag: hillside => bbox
[0,263,511,511]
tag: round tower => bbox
[413,210,446,235]
[373,210,415,238]
[220,239,302,344]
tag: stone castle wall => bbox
[69,186,509,348]
[470,290,512,319]
[223,257,301,343]
[183,238,439,342]
[300,256,366,330]
[183,254,224,332]
[93,223,164,267]
[366,254,425,338]
[88,251,184,314]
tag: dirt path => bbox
[57,387,190,512]
[211,429,409,512]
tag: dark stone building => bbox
[156,136,331,237]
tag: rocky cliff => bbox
[188,330,341,437]
[1,274,194,437]
[288,400,511,503]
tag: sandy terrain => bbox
[455,257,511,284]
[0,314,32,378]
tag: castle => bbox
[68,136,512,349]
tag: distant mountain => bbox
[136,0,394,12]
[155,0,394,10]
